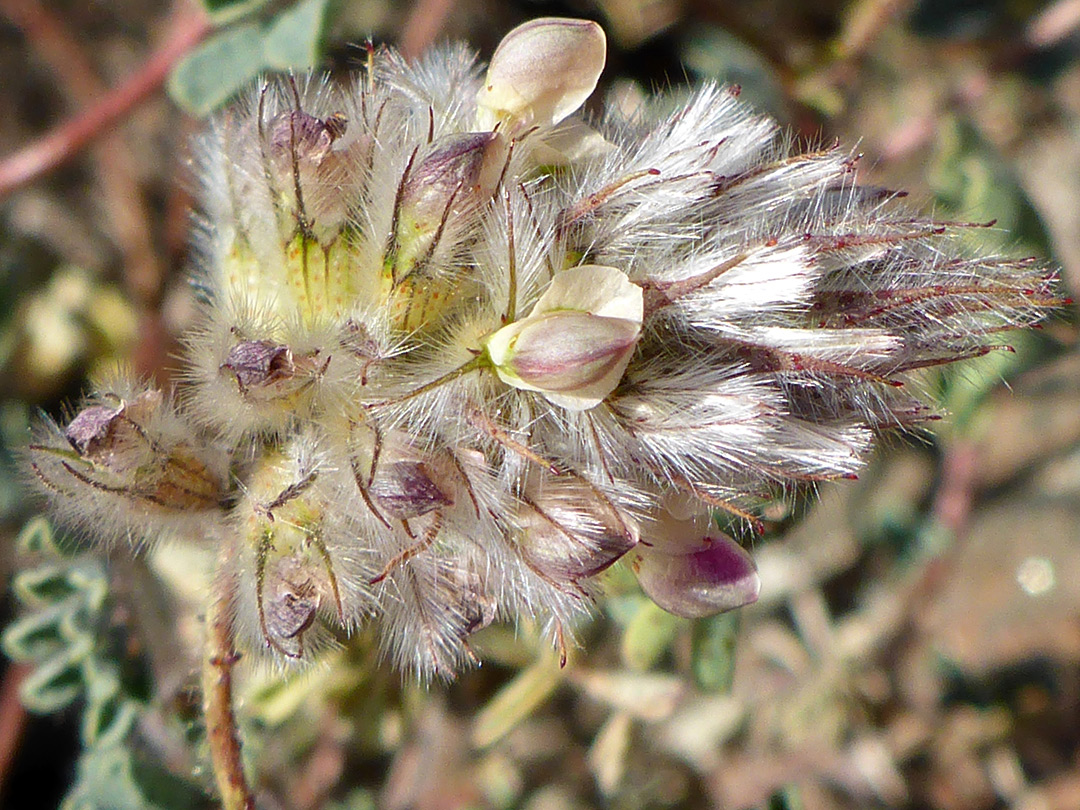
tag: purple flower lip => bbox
[635,532,760,619]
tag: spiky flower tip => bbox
[26,18,1057,678]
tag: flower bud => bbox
[632,510,759,618]
[220,339,326,403]
[266,109,350,235]
[64,402,126,458]
[489,311,640,402]
[240,442,345,660]
[392,131,508,280]
[267,110,343,173]
[221,340,293,389]
[476,18,606,133]
[369,460,454,520]
[262,553,320,655]
[484,265,643,409]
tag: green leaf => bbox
[83,696,139,748]
[691,611,740,692]
[14,564,80,606]
[61,747,149,810]
[471,652,563,747]
[200,0,270,25]
[263,0,332,71]
[17,516,61,555]
[2,601,72,660]
[18,636,94,713]
[66,564,109,611]
[168,23,267,116]
[130,753,207,810]
[680,25,786,118]
[620,599,686,671]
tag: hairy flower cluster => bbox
[25,19,1055,677]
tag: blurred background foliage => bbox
[1,0,1079,808]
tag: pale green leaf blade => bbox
[199,0,270,25]
[263,0,332,71]
[168,23,267,116]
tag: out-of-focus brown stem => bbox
[0,0,195,316]
[0,663,31,800]
[400,0,457,61]
[0,4,210,202]
[933,440,978,540]
[202,569,255,810]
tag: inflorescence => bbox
[24,18,1057,678]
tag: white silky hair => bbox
[25,29,1056,679]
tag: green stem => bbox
[375,355,486,405]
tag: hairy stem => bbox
[202,567,255,810]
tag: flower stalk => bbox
[202,562,255,810]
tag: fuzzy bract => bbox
[24,18,1057,678]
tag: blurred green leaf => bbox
[691,611,739,692]
[14,563,80,607]
[472,653,563,747]
[2,601,74,660]
[83,696,139,748]
[130,754,207,810]
[200,0,270,25]
[928,117,1052,257]
[569,670,684,721]
[263,0,332,70]
[681,25,786,118]
[588,711,632,796]
[620,599,685,671]
[61,747,151,810]
[325,789,378,810]
[17,515,63,555]
[168,23,266,116]
[18,636,93,713]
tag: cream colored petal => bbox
[527,120,616,167]
[477,18,606,131]
[531,265,643,322]
[485,310,641,411]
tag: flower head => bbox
[24,18,1058,680]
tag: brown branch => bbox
[0,4,211,203]
[202,565,256,810]
[1,0,165,309]
[0,663,30,799]
[932,440,978,540]
[400,0,457,61]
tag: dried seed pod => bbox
[369,460,454,521]
[219,338,327,403]
[56,390,222,511]
[26,381,226,546]
[221,340,294,390]
[239,441,347,660]
[260,553,323,658]
[265,108,351,235]
[393,132,507,274]
[517,479,638,586]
